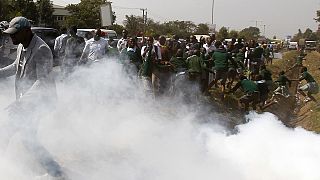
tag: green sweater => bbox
[120,48,142,64]
[140,49,153,77]
[212,49,231,70]
[170,56,187,71]
[186,55,203,73]
[234,51,245,69]
[241,79,258,93]
[232,79,258,94]
[252,46,264,59]
[276,75,291,86]
[300,71,316,83]
[260,69,273,81]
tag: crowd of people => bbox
[0,16,319,179]
[92,27,316,112]
[2,17,319,112]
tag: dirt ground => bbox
[209,50,320,132]
[260,50,320,132]
[287,51,320,132]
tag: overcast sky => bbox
[53,0,319,38]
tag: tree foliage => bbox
[194,23,209,35]
[109,23,125,36]
[292,28,319,41]
[65,0,115,28]
[0,0,55,26]
[7,0,39,23]
[123,15,144,36]
[239,26,260,41]
[229,30,239,39]
[37,0,54,27]
[216,26,229,40]
[123,16,207,38]
[315,10,320,23]
[0,0,12,20]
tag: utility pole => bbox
[141,8,145,23]
[145,8,148,23]
[255,20,262,28]
[211,0,215,24]
[251,20,263,28]
[140,8,147,36]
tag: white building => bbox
[53,4,70,26]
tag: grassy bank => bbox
[271,51,320,132]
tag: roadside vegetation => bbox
[286,51,320,132]
[258,50,320,132]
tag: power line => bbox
[250,20,263,28]
[113,5,169,22]
[147,10,169,22]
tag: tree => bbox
[123,15,144,36]
[303,28,315,40]
[109,23,125,36]
[159,20,196,38]
[238,26,260,41]
[229,30,239,39]
[216,26,229,40]
[37,0,54,27]
[195,23,209,34]
[315,10,320,23]
[145,19,161,36]
[0,0,12,21]
[292,29,306,41]
[292,28,319,42]
[10,0,39,23]
[298,29,303,37]
[123,18,198,38]
[65,0,110,28]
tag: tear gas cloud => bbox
[0,60,320,180]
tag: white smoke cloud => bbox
[0,60,320,180]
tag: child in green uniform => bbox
[184,50,205,100]
[234,47,246,73]
[292,67,319,102]
[186,50,203,81]
[119,37,143,75]
[229,75,260,112]
[209,41,234,93]
[288,49,307,70]
[259,65,273,90]
[170,49,187,73]
[273,71,291,97]
[262,44,272,64]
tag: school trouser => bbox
[152,68,172,96]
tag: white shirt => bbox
[127,47,136,52]
[82,38,109,62]
[203,42,216,56]
[53,33,67,53]
[117,38,127,52]
[154,40,160,47]
[141,45,162,60]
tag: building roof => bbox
[53,4,65,9]
[52,4,71,16]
